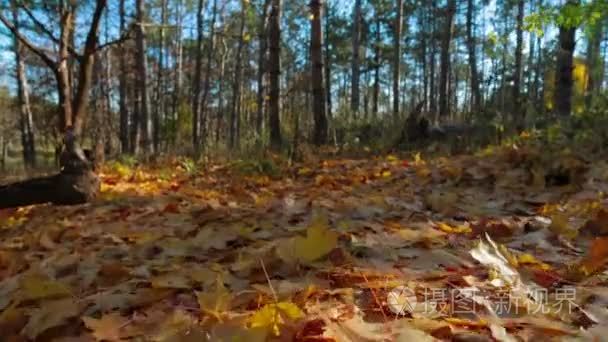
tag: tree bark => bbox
[200,0,218,153]
[192,0,205,153]
[154,0,167,152]
[555,0,578,117]
[12,0,36,168]
[393,0,403,120]
[310,0,328,145]
[256,0,271,139]
[465,0,481,113]
[135,0,153,153]
[118,0,130,153]
[230,4,247,149]
[586,18,604,107]
[324,1,333,122]
[268,0,282,149]
[351,0,361,115]
[513,0,525,126]
[439,0,456,119]
[373,15,380,118]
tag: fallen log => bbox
[0,130,100,209]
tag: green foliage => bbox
[231,158,281,178]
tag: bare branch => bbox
[95,24,134,52]
[0,11,56,69]
[18,3,82,59]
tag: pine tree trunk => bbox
[351,0,361,115]
[135,0,153,153]
[513,0,524,126]
[12,1,36,168]
[465,0,481,113]
[200,0,218,152]
[324,1,333,121]
[555,1,578,117]
[310,0,328,145]
[439,0,456,119]
[268,0,282,149]
[118,0,130,153]
[256,0,271,138]
[586,19,604,107]
[392,0,403,120]
[230,5,247,149]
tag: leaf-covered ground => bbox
[2,141,608,341]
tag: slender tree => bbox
[135,0,153,153]
[310,0,328,145]
[11,0,35,168]
[466,0,481,112]
[555,0,578,117]
[439,0,456,118]
[268,0,282,149]
[351,0,361,115]
[393,0,403,120]
[513,0,525,125]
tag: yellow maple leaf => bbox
[248,302,303,336]
[196,280,232,318]
[83,313,130,341]
[292,215,338,263]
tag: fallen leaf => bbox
[83,313,131,341]
[22,298,80,339]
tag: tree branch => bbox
[95,25,134,52]
[0,11,56,69]
[18,3,82,59]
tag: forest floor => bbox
[2,138,608,341]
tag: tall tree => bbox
[351,0,361,115]
[555,0,578,117]
[11,0,35,168]
[465,0,481,112]
[118,0,130,153]
[230,3,247,149]
[135,0,153,153]
[192,0,205,153]
[256,0,271,138]
[310,0,328,145]
[586,18,605,107]
[393,0,403,120]
[439,0,456,118]
[200,0,219,152]
[268,0,282,149]
[513,0,525,125]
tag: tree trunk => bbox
[230,5,247,149]
[439,0,456,119]
[135,0,153,153]
[192,0,205,153]
[586,18,604,107]
[268,0,282,149]
[256,0,271,139]
[154,0,167,152]
[555,1,578,117]
[392,0,403,120]
[200,0,218,153]
[351,0,361,115]
[118,0,130,153]
[216,40,227,145]
[373,15,380,118]
[429,1,437,119]
[172,0,184,144]
[513,0,524,126]
[310,0,328,145]
[324,1,333,122]
[12,0,36,168]
[465,0,481,113]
